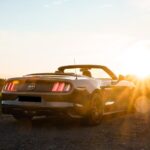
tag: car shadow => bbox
[13,112,130,130]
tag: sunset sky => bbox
[0,0,150,78]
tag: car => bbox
[1,65,135,125]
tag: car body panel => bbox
[1,64,135,119]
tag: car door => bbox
[96,68,133,113]
[112,80,135,111]
[100,79,118,113]
[91,68,118,113]
[92,68,133,113]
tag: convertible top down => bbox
[1,64,135,125]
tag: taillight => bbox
[4,81,18,92]
[51,82,71,92]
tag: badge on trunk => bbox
[27,83,36,91]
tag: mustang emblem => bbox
[27,83,36,91]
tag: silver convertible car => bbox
[1,65,135,125]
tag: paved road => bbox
[0,113,150,150]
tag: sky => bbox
[0,0,150,78]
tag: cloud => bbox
[52,0,63,5]
[63,0,70,2]
[43,0,69,7]
[100,4,113,9]
[43,4,49,8]
[52,0,70,6]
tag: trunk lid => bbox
[3,75,73,93]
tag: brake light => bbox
[4,81,18,92]
[51,82,71,92]
[57,83,65,92]
[52,82,59,92]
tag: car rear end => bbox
[1,76,91,119]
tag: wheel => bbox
[83,93,104,126]
[13,114,33,121]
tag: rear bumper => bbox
[1,100,85,118]
[2,100,77,108]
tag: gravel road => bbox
[0,112,150,150]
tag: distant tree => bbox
[0,78,5,91]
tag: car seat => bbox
[82,70,92,77]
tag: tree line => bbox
[0,79,5,91]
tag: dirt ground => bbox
[0,112,150,150]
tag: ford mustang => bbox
[1,65,135,125]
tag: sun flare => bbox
[121,41,150,79]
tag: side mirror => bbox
[118,74,125,81]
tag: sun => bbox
[121,40,150,79]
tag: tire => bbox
[83,93,104,126]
